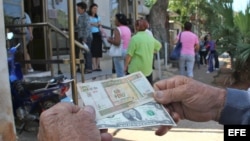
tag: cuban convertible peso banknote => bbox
[97,101,176,129]
[77,72,155,120]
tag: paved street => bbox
[109,120,223,141]
[18,53,224,141]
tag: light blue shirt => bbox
[24,13,32,43]
[90,16,100,33]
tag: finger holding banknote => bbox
[153,75,226,135]
[38,103,113,141]
[155,109,180,136]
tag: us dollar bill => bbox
[97,101,176,129]
[77,72,155,120]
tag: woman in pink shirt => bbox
[175,22,199,77]
[108,14,131,77]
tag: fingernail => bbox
[155,91,164,99]
[83,106,95,115]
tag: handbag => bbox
[170,32,182,60]
[108,27,122,57]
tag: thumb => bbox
[80,106,96,119]
[101,133,113,141]
[154,85,187,105]
[154,91,172,104]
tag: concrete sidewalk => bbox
[18,118,223,141]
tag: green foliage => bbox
[234,6,250,43]
[233,3,250,72]
[168,0,199,23]
[197,0,237,58]
[202,0,250,81]
[236,43,250,67]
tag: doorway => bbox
[24,0,47,71]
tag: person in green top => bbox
[125,19,161,84]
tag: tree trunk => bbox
[148,0,169,60]
[148,0,169,43]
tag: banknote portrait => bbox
[122,109,142,121]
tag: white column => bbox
[0,0,16,140]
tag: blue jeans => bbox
[179,54,195,77]
[84,37,93,70]
[207,53,214,72]
[214,51,219,69]
[113,49,126,77]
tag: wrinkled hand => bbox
[153,75,226,136]
[37,103,112,141]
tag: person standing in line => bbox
[205,33,219,73]
[24,12,34,73]
[125,19,161,84]
[175,22,199,78]
[76,2,93,74]
[108,14,131,77]
[214,39,220,70]
[88,3,103,71]
[199,36,207,65]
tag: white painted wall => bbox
[0,0,16,140]
[94,0,112,35]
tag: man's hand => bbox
[37,103,112,141]
[153,75,226,136]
